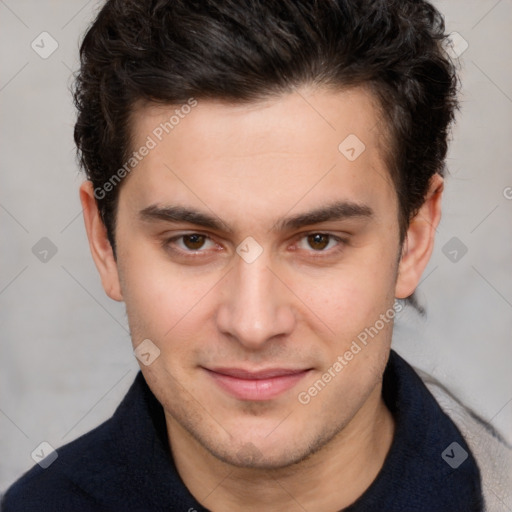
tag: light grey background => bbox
[1,0,511,494]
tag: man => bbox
[2,0,511,510]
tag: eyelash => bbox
[162,232,347,259]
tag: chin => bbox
[207,441,312,470]
[198,419,342,471]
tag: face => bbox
[89,86,416,469]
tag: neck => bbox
[166,383,395,512]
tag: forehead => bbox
[121,86,396,229]
[131,85,386,155]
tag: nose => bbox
[215,251,296,350]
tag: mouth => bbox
[202,367,312,401]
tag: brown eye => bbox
[307,233,331,251]
[182,234,207,250]
[163,233,217,257]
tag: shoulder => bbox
[1,373,151,512]
[417,368,512,512]
[1,415,119,512]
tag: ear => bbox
[395,174,444,299]
[79,181,123,302]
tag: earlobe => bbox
[79,181,124,302]
[395,174,444,299]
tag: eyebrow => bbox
[139,200,374,233]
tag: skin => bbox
[80,86,443,511]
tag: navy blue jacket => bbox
[2,350,484,511]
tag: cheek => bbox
[117,247,215,344]
[289,254,397,339]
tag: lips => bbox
[203,366,311,401]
